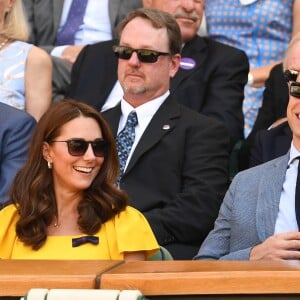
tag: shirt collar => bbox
[288,141,300,165]
[120,91,170,126]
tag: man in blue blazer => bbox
[102,8,230,260]
[69,0,248,148]
[195,33,300,261]
[0,103,36,207]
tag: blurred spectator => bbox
[0,0,51,120]
[0,103,36,207]
[23,0,142,102]
[205,0,300,137]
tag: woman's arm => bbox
[25,46,52,121]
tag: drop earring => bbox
[47,161,53,169]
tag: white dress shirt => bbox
[52,0,112,57]
[274,142,300,234]
[118,91,170,171]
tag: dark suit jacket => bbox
[238,63,288,170]
[102,96,230,259]
[249,121,291,168]
[0,103,36,207]
[69,36,249,147]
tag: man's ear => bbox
[169,54,181,79]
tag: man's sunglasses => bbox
[113,45,170,63]
[284,69,299,83]
[50,138,108,157]
[290,81,300,99]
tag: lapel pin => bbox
[180,57,196,70]
[162,124,170,130]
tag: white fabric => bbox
[51,0,111,57]
[25,289,143,300]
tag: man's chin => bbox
[123,85,147,95]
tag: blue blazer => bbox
[0,103,36,206]
[195,153,289,260]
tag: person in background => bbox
[69,0,249,148]
[204,0,300,137]
[194,32,300,261]
[102,7,230,260]
[22,0,142,102]
[0,102,36,208]
[238,63,289,170]
[0,100,158,260]
[0,0,51,121]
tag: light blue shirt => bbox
[52,0,112,57]
[275,142,300,234]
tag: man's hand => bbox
[250,231,300,260]
[61,45,84,64]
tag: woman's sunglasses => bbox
[113,45,170,63]
[50,138,108,157]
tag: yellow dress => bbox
[0,204,159,259]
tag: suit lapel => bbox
[171,36,207,91]
[125,97,180,175]
[256,154,290,241]
[102,104,122,138]
[53,0,65,34]
[109,0,119,30]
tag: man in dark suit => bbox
[101,8,230,259]
[238,63,289,170]
[0,103,36,208]
[22,0,142,101]
[249,120,291,168]
[69,0,249,148]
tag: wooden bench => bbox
[100,260,300,298]
[0,260,123,297]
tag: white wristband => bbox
[247,72,254,86]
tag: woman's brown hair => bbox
[11,99,128,250]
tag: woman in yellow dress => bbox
[0,99,158,260]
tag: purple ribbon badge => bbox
[180,57,196,70]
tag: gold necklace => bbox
[0,38,9,51]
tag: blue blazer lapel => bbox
[125,96,180,175]
[256,153,290,241]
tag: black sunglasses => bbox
[290,81,300,99]
[50,138,108,157]
[284,69,299,83]
[113,45,170,63]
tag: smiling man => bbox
[69,0,249,148]
[195,33,300,262]
[102,8,230,259]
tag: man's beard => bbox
[122,83,147,95]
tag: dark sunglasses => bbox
[50,138,108,157]
[284,69,299,83]
[290,81,300,99]
[113,45,170,63]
